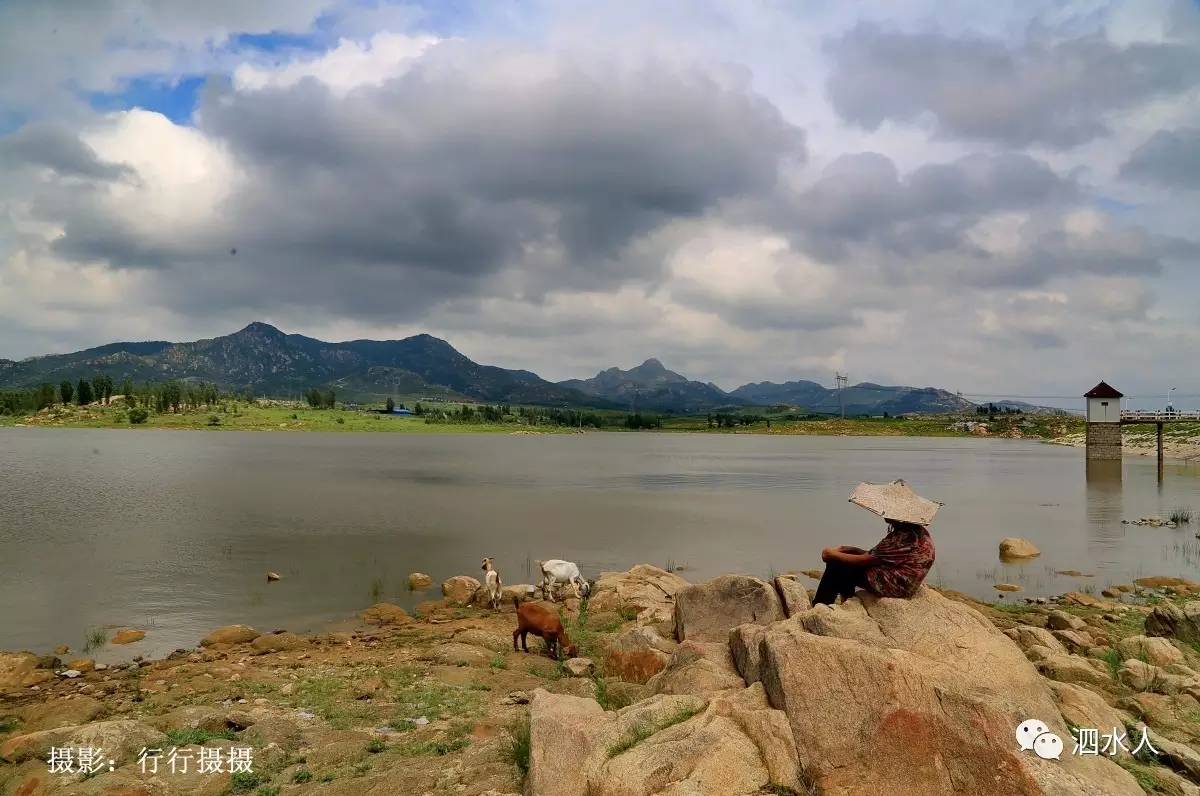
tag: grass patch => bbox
[83,627,107,652]
[503,716,531,781]
[1169,507,1193,525]
[366,738,386,754]
[319,772,335,783]
[593,677,633,712]
[0,717,20,734]
[164,727,236,746]
[1115,758,1161,792]
[397,737,470,757]
[489,654,508,670]
[1102,648,1122,681]
[254,787,279,796]
[292,769,312,783]
[288,676,378,730]
[230,770,265,792]
[382,666,484,726]
[607,706,702,759]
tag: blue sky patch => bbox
[88,75,205,124]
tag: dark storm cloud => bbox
[41,48,803,320]
[824,23,1200,147]
[775,150,1178,289]
[794,151,1075,242]
[1120,128,1200,189]
[0,123,132,181]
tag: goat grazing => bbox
[512,598,578,659]
[481,557,503,609]
[537,559,591,601]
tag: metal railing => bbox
[1120,409,1200,421]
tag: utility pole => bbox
[835,372,848,419]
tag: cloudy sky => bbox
[1,1,1198,404]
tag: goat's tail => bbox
[512,595,520,610]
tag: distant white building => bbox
[1084,381,1122,423]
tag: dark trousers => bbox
[813,559,867,605]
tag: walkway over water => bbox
[1121,409,1200,422]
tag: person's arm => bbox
[822,546,879,567]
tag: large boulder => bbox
[602,626,676,684]
[524,685,800,796]
[773,575,810,618]
[199,624,260,647]
[359,602,410,625]
[1145,601,1200,644]
[442,575,482,605]
[646,640,745,696]
[250,631,307,654]
[1116,635,1183,667]
[674,575,784,643]
[0,652,43,692]
[2,720,165,765]
[407,572,433,590]
[589,565,690,624]
[999,537,1041,559]
[752,587,1140,795]
[111,628,145,645]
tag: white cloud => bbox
[233,33,441,95]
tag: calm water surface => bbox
[2,428,1198,659]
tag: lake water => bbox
[2,428,1199,659]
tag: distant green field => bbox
[0,397,1088,441]
[0,402,574,434]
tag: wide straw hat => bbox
[848,479,942,526]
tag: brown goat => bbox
[512,598,578,659]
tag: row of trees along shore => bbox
[1,379,224,416]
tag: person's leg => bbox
[838,565,867,601]
[814,560,852,605]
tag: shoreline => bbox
[2,566,1199,795]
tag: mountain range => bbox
[0,322,976,415]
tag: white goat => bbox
[481,557,503,609]
[537,559,590,601]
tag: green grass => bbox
[284,676,379,730]
[292,769,312,783]
[593,677,634,712]
[254,787,279,796]
[1115,758,1161,792]
[164,727,236,746]
[489,654,508,670]
[230,770,265,792]
[381,666,483,727]
[366,739,386,754]
[606,706,702,759]
[397,737,470,757]
[0,717,20,734]
[1102,648,1123,681]
[83,627,107,652]
[503,717,531,781]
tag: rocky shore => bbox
[3,567,1200,795]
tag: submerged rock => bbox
[407,572,433,590]
[111,628,145,645]
[998,537,1041,559]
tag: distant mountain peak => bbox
[639,357,665,370]
[234,321,285,337]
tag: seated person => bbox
[814,519,935,604]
